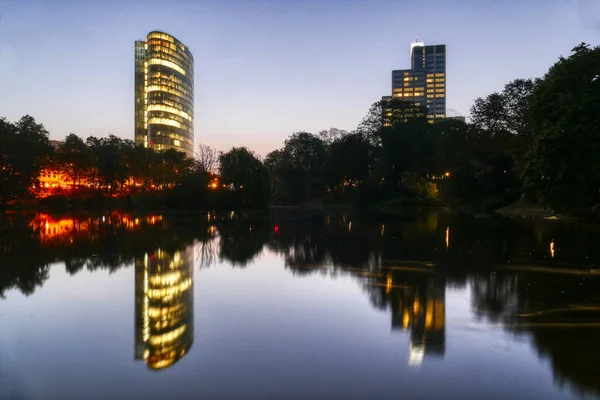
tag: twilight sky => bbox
[0,0,598,155]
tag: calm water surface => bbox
[1,210,600,400]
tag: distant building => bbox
[135,31,194,157]
[385,42,446,123]
[49,140,64,149]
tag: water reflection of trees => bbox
[470,269,600,397]
[0,212,202,297]
[2,210,600,393]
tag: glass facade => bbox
[388,43,446,122]
[134,31,194,157]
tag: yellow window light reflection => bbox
[148,271,182,287]
[147,278,192,299]
[148,324,187,346]
[402,312,411,330]
[148,304,183,318]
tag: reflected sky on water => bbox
[1,210,600,400]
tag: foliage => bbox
[266,132,328,204]
[0,115,51,206]
[219,147,270,207]
[521,43,600,214]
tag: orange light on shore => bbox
[444,171,451,178]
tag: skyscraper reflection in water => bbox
[386,273,445,366]
[135,246,194,370]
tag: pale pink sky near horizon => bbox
[0,0,598,157]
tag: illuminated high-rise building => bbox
[135,31,194,157]
[387,42,446,123]
[135,246,194,370]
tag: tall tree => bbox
[219,147,269,206]
[521,43,600,214]
[57,133,89,189]
[325,132,372,188]
[0,116,51,206]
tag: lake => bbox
[1,209,600,400]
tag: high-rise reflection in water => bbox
[135,246,194,370]
[373,270,445,366]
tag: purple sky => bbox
[0,0,598,156]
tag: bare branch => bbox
[195,143,218,173]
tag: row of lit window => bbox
[147,73,192,91]
[148,97,193,116]
[427,73,445,77]
[148,78,192,97]
[152,130,194,144]
[146,85,192,101]
[394,92,425,97]
[147,39,191,60]
[147,117,185,129]
[426,94,446,98]
[147,32,177,44]
[148,43,191,65]
[149,71,193,90]
[147,57,187,76]
[147,105,193,121]
[148,51,192,75]
[148,92,194,113]
[148,111,193,129]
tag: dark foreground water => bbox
[1,209,600,400]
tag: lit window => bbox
[147,117,183,129]
[147,58,186,76]
[435,73,445,77]
[147,104,193,121]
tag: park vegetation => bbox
[0,43,598,215]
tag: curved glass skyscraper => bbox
[135,31,194,157]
